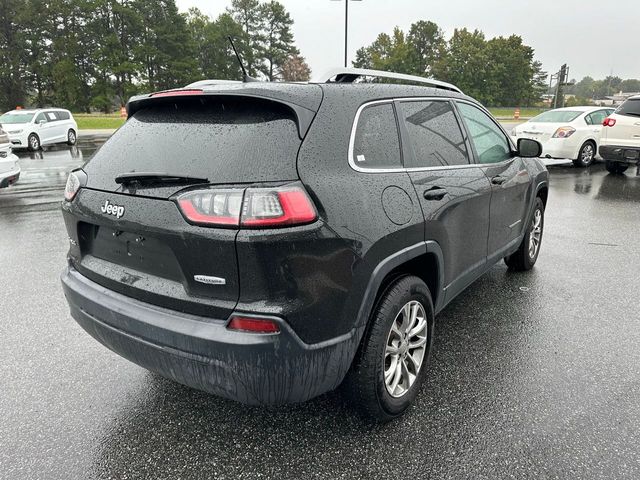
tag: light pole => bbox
[332,0,362,68]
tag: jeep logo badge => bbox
[101,199,125,219]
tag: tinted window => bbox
[586,110,608,125]
[616,99,640,117]
[400,100,468,168]
[529,110,582,123]
[457,102,511,164]
[353,103,402,169]
[84,96,302,187]
[35,113,47,124]
[46,111,58,121]
[57,111,70,120]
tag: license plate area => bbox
[624,149,639,160]
[79,223,182,281]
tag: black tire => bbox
[28,133,40,151]
[605,160,628,174]
[67,129,77,146]
[572,141,596,167]
[343,275,434,422]
[505,197,544,271]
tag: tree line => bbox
[353,21,548,107]
[566,76,640,103]
[0,0,309,112]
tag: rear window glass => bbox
[85,97,301,186]
[352,103,402,169]
[57,111,70,120]
[400,100,469,168]
[616,99,640,117]
[530,110,582,123]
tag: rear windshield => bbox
[84,96,301,187]
[616,99,640,117]
[530,110,582,123]
[0,112,35,124]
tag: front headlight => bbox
[9,129,23,134]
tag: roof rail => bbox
[311,68,462,94]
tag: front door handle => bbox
[423,187,448,201]
[491,175,507,185]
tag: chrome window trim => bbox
[348,97,515,174]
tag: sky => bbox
[175,0,640,82]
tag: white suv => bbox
[0,108,78,151]
[0,126,20,188]
[599,95,640,174]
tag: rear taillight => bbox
[176,183,317,228]
[227,316,280,334]
[64,171,82,201]
[552,126,576,138]
[603,117,617,127]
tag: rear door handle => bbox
[423,187,448,201]
[491,175,507,185]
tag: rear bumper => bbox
[60,265,359,405]
[0,155,20,188]
[599,145,640,164]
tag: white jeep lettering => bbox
[101,200,125,219]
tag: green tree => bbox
[406,20,445,76]
[133,0,198,91]
[228,0,263,76]
[258,0,298,80]
[0,0,27,110]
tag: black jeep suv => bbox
[61,69,548,421]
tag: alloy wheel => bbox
[528,209,542,259]
[581,144,594,164]
[384,300,428,398]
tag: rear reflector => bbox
[151,89,203,98]
[603,117,617,127]
[227,316,280,334]
[176,183,317,228]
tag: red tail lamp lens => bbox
[227,316,280,334]
[602,117,616,127]
[176,184,317,228]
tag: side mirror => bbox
[517,138,542,158]
[38,120,46,125]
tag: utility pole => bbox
[332,0,362,68]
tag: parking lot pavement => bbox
[1,144,639,479]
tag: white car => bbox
[0,126,20,188]
[599,95,640,174]
[511,106,615,167]
[0,108,78,151]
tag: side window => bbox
[587,110,608,126]
[34,113,47,124]
[352,103,402,169]
[46,111,58,121]
[457,102,512,164]
[400,100,469,168]
[57,111,70,120]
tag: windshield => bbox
[616,99,640,117]
[530,110,582,123]
[0,112,36,124]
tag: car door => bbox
[585,109,610,142]
[45,111,65,141]
[397,99,492,300]
[455,101,532,261]
[34,112,54,144]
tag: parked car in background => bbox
[0,109,78,151]
[60,68,549,421]
[0,126,20,188]
[511,106,615,167]
[599,95,640,174]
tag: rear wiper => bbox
[115,172,209,185]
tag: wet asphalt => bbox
[0,138,639,479]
